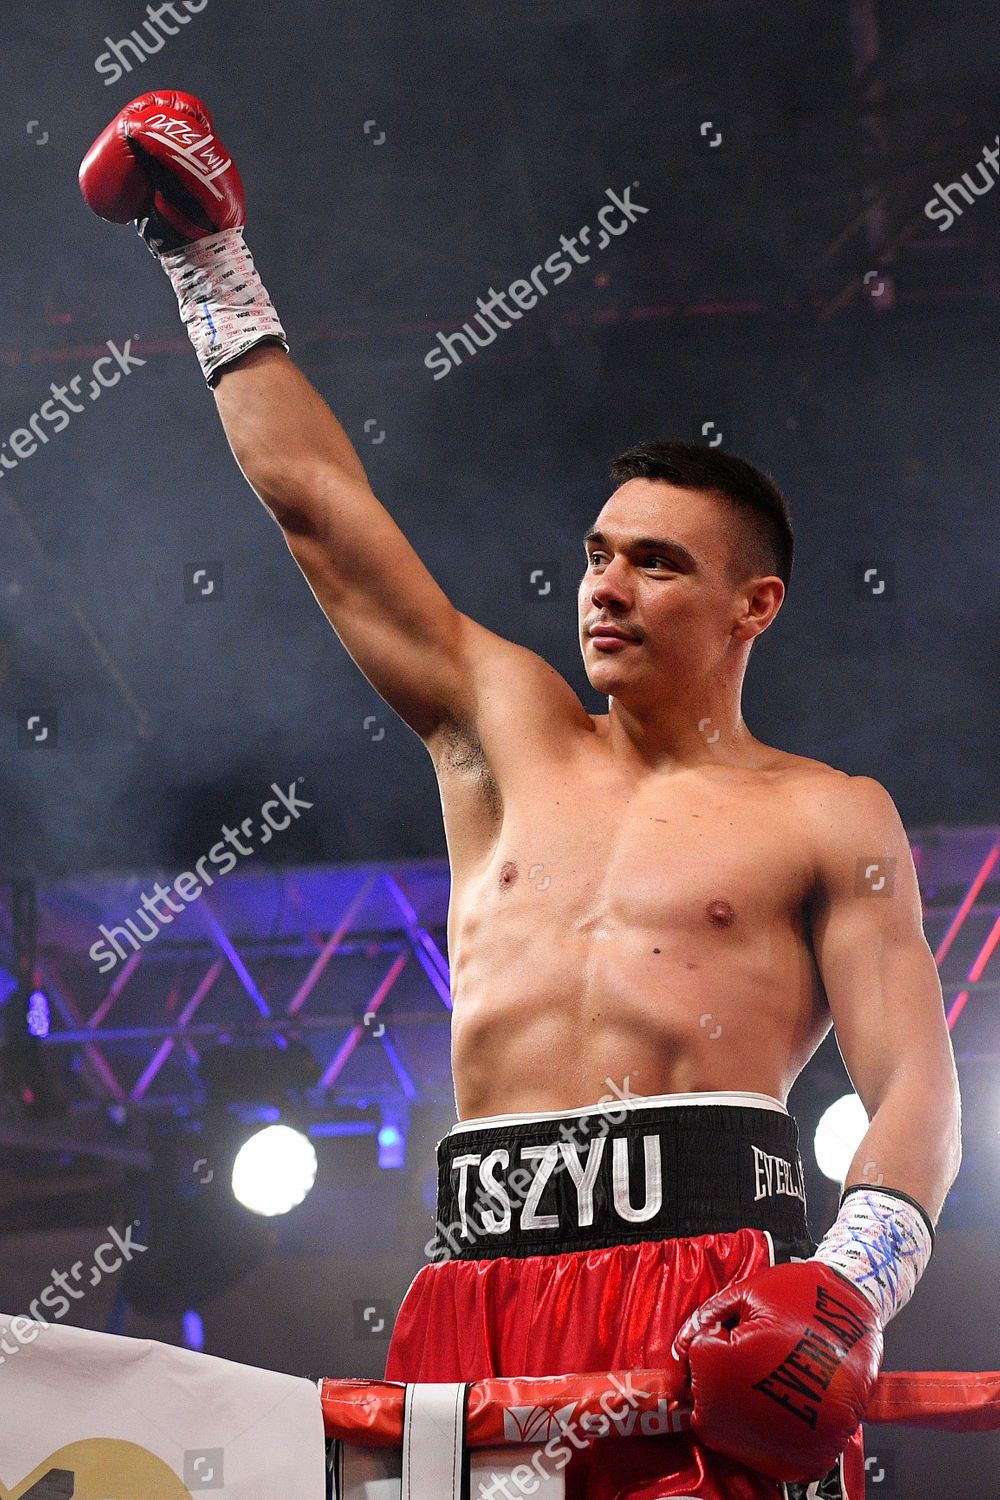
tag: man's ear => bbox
[733,577,784,642]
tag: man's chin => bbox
[584,663,640,698]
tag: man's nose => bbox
[590,562,632,607]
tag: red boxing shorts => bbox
[386,1090,866,1500]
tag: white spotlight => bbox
[231,1124,317,1216]
[814,1093,869,1184]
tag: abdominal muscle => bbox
[448,868,831,1121]
[434,708,836,1122]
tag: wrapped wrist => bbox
[812,1184,934,1325]
[156,227,288,386]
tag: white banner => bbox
[0,1314,326,1498]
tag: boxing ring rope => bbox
[319,1367,1000,1499]
[320,1367,1000,1445]
[863,1369,1000,1432]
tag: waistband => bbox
[447,1089,789,1135]
[430,1091,812,1261]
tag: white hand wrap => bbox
[159,227,288,386]
[813,1185,934,1325]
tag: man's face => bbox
[578,478,751,700]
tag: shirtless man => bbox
[81,94,961,1500]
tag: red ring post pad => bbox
[320,1366,1000,1447]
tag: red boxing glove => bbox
[79,90,244,254]
[79,92,287,385]
[671,1260,882,1483]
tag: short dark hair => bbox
[608,440,794,591]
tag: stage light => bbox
[0,884,64,1119]
[181,1309,204,1352]
[814,1092,869,1183]
[378,1121,406,1170]
[250,1104,281,1124]
[26,989,49,1038]
[2,991,64,1119]
[231,1123,317,1216]
[123,1120,271,1316]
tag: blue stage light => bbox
[26,989,50,1039]
[182,1309,205,1351]
[378,1122,405,1170]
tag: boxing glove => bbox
[672,1185,934,1483]
[79,92,286,384]
[672,1258,881,1482]
[79,90,244,251]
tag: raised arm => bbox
[79,91,490,742]
[212,344,471,740]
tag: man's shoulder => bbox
[762,754,897,835]
[762,749,886,801]
[770,759,904,890]
[763,747,845,778]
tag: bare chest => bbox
[435,729,815,943]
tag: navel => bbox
[706,898,736,927]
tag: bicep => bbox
[276,460,589,748]
[808,777,954,1110]
[280,484,473,741]
[284,514,584,750]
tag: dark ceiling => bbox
[1,0,997,879]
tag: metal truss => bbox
[1,828,997,1131]
[0,861,454,1131]
[798,0,1000,321]
[908,828,1000,1045]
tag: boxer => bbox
[80,94,961,1499]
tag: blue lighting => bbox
[378,1123,405,1170]
[26,990,50,1039]
[244,1104,281,1124]
[181,1309,204,1351]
